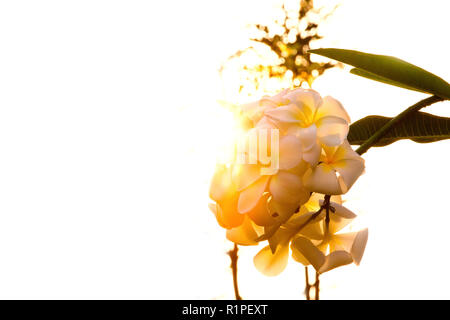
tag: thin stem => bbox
[304,266,311,300]
[325,199,330,234]
[355,95,444,156]
[300,195,330,301]
[314,272,320,300]
[294,195,331,235]
[228,243,242,300]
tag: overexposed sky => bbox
[0,0,449,299]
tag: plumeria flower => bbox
[290,201,368,274]
[209,162,302,229]
[252,194,341,276]
[264,88,351,148]
[303,140,365,195]
[209,114,313,229]
[232,121,311,225]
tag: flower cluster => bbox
[209,88,368,276]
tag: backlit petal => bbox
[268,198,299,223]
[351,228,369,265]
[209,165,233,202]
[240,100,263,124]
[316,96,351,123]
[232,164,261,191]
[213,200,244,229]
[238,176,270,214]
[316,116,349,147]
[333,158,365,193]
[226,216,261,245]
[246,192,276,226]
[268,227,293,253]
[285,88,322,115]
[331,232,357,252]
[318,250,353,274]
[303,164,342,195]
[265,104,301,124]
[287,125,317,151]
[291,236,325,271]
[254,244,289,277]
[287,125,321,165]
[270,171,309,205]
[286,159,309,177]
[279,135,303,170]
[333,140,361,161]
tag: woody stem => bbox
[228,243,242,300]
[304,266,311,300]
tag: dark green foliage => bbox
[348,111,450,147]
[310,48,450,99]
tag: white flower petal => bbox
[302,142,321,166]
[238,176,270,214]
[331,232,357,252]
[287,125,317,151]
[268,227,293,253]
[209,165,233,202]
[303,164,343,195]
[254,244,289,277]
[332,202,357,219]
[213,200,245,229]
[268,198,299,223]
[226,216,260,246]
[240,100,263,123]
[334,140,363,161]
[333,158,365,192]
[290,243,310,266]
[284,212,325,240]
[351,228,369,265]
[269,171,309,205]
[291,236,325,271]
[265,104,301,124]
[246,192,275,226]
[262,89,290,106]
[254,116,278,130]
[287,125,321,166]
[317,96,351,123]
[286,159,309,177]
[300,220,325,240]
[316,116,349,147]
[318,250,353,274]
[279,135,303,170]
[232,164,262,191]
[285,88,322,112]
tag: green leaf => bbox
[350,68,429,94]
[309,48,450,99]
[348,111,450,147]
[347,112,450,147]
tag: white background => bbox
[0,0,449,299]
